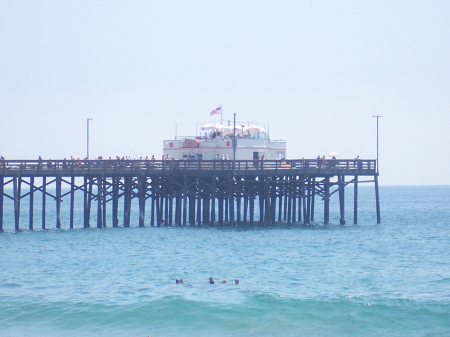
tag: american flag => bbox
[210,106,222,116]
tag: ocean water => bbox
[1,186,449,336]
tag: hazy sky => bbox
[1,1,449,186]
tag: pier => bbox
[0,158,380,230]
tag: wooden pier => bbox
[0,158,380,230]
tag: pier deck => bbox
[0,159,380,230]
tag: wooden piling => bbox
[42,176,46,230]
[102,177,107,227]
[123,176,131,227]
[29,176,34,230]
[338,175,346,225]
[96,176,103,228]
[13,177,21,231]
[56,175,61,229]
[291,178,297,223]
[354,176,358,225]
[0,176,3,231]
[324,176,330,225]
[70,176,75,229]
[0,176,5,232]
[138,176,146,227]
[310,177,316,223]
[375,174,381,224]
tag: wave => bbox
[1,295,449,337]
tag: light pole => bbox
[87,118,93,159]
[233,113,237,161]
[372,115,382,174]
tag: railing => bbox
[0,159,377,176]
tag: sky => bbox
[1,1,449,186]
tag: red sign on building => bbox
[183,139,199,148]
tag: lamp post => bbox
[87,118,93,159]
[233,113,237,161]
[372,115,382,174]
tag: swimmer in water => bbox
[209,277,215,284]
[234,279,239,285]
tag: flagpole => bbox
[220,104,223,125]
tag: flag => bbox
[210,106,222,116]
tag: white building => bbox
[163,123,286,160]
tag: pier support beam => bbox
[324,177,330,225]
[264,178,271,223]
[123,176,132,227]
[375,175,381,224]
[0,176,3,231]
[182,178,188,226]
[102,177,107,227]
[138,176,146,227]
[354,176,358,225]
[56,176,62,229]
[302,178,307,225]
[83,177,90,228]
[287,177,292,224]
[310,177,316,223]
[291,178,297,224]
[249,194,254,225]
[97,176,103,228]
[13,177,21,231]
[150,193,155,226]
[29,177,34,230]
[112,177,119,227]
[236,185,241,225]
[42,177,46,230]
[211,178,216,225]
[229,179,235,225]
[70,176,75,229]
[338,175,346,225]
[189,195,195,225]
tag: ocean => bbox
[1,185,449,336]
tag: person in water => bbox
[209,277,215,284]
[234,279,239,285]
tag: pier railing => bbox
[0,159,376,176]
